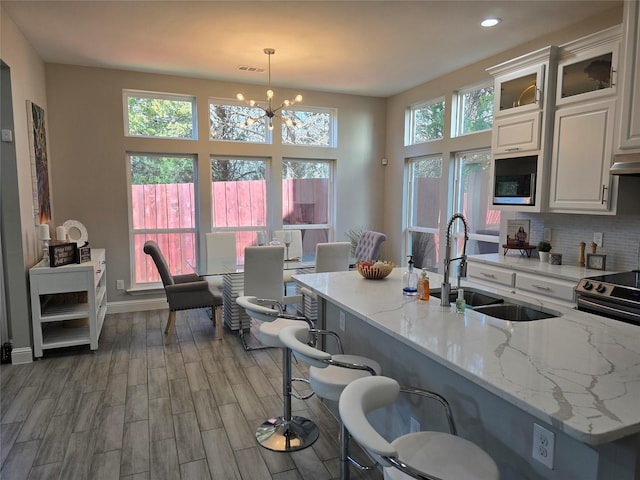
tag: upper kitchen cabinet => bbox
[489,46,556,119]
[555,27,620,106]
[549,27,623,214]
[617,0,640,151]
[487,46,557,212]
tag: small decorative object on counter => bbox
[537,241,552,263]
[456,288,466,313]
[578,241,586,267]
[403,255,418,296]
[549,253,563,265]
[417,270,430,301]
[356,260,394,279]
[590,242,598,254]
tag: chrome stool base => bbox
[256,415,319,452]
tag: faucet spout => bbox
[441,213,469,306]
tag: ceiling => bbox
[2,0,623,97]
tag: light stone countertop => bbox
[467,253,617,281]
[293,267,640,446]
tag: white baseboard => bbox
[107,298,168,314]
[11,347,33,365]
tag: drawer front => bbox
[493,111,541,154]
[468,263,515,287]
[35,270,89,294]
[515,273,576,302]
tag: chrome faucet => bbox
[441,213,469,306]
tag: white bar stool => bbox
[339,375,500,480]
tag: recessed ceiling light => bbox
[481,17,501,27]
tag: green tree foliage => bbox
[211,158,266,182]
[127,96,194,139]
[414,101,445,143]
[130,156,194,185]
[283,159,329,179]
[462,87,494,134]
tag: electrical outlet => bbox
[339,311,346,331]
[410,417,420,433]
[593,232,604,247]
[543,227,551,243]
[532,423,554,469]
[116,279,125,290]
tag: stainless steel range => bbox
[576,270,640,325]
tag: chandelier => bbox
[236,48,303,131]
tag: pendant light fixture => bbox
[236,48,303,131]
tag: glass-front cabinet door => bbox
[494,64,546,115]
[556,29,620,106]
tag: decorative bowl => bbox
[356,260,395,280]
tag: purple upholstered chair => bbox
[354,230,387,262]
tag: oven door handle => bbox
[577,296,640,321]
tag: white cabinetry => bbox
[468,261,576,304]
[618,0,640,151]
[29,249,106,358]
[548,98,616,211]
[549,27,621,214]
[487,46,557,212]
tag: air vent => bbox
[238,65,265,73]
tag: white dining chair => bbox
[300,241,351,321]
[205,232,238,287]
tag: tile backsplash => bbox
[517,213,640,271]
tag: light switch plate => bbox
[593,232,603,247]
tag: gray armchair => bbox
[354,230,387,262]
[143,240,223,344]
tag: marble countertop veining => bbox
[293,268,640,446]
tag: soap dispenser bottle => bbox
[417,270,430,301]
[403,256,418,296]
[456,288,466,313]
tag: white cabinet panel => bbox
[515,272,577,302]
[492,111,541,154]
[618,0,640,151]
[549,98,616,212]
[468,263,515,288]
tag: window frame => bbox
[452,81,494,138]
[126,152,199,289]
[282,157,336,256]
[281,106,338,147]
[123,89,197,140]
[210,155,272,262]
[406,154,443,271]
[406,97,446,146]
[208,97,272,144]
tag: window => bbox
[209,98,269,143]
[407,155,442,271]
[124,90,196,139]
[211,156,269,261]
[128,154,197,286]
[454,83,494,136]
[281,107,336,147]
[452,150,500,255]
[282,159,334,258]
[407,98,445,145]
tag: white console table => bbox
[29,248,107,357]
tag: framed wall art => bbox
[26,100,52,225]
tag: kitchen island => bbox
[293,268,640,480]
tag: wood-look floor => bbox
[0,309,383,480]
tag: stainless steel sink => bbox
[430,287,504,307]
[473,303,559,321]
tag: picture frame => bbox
[586,253,607,271]
[506,219,531,247]
[26,100,52,225]
[49,241,78,267]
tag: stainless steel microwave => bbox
[493,155,537,205]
